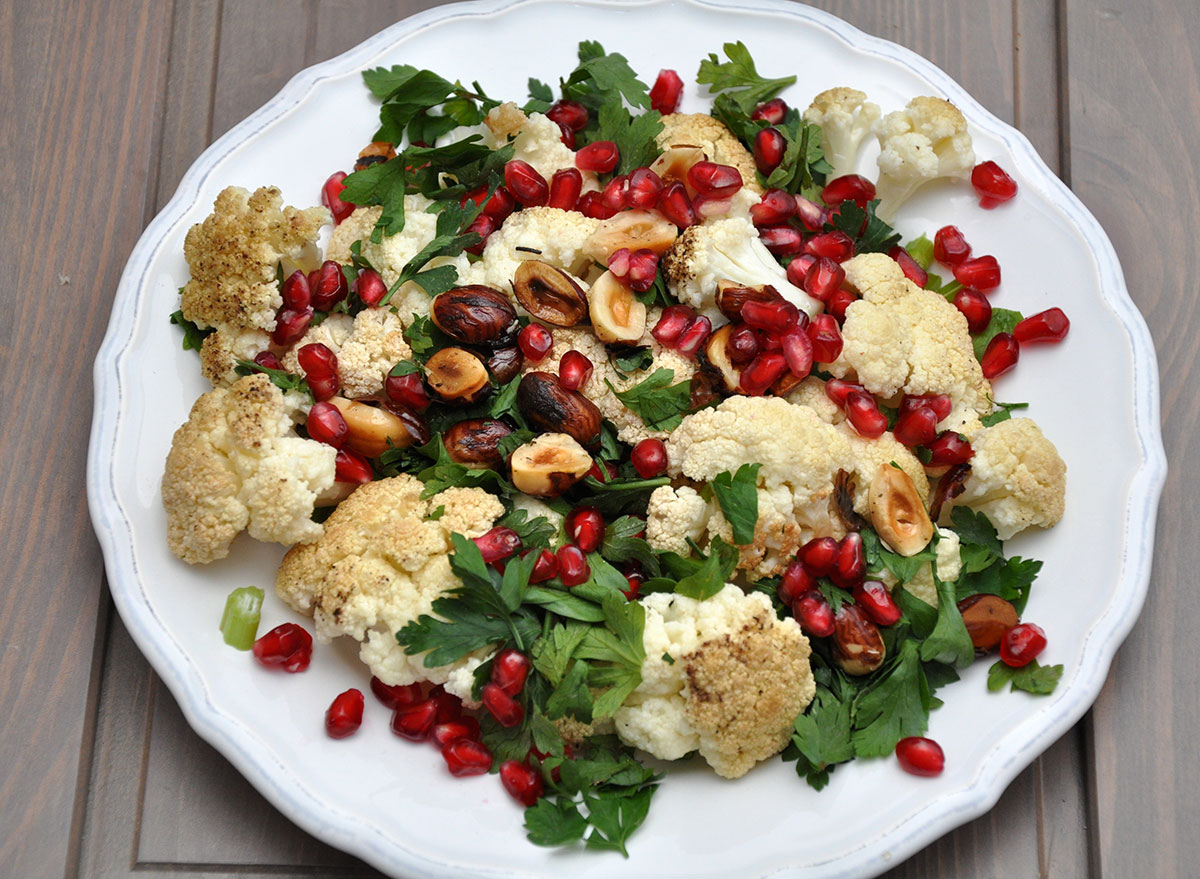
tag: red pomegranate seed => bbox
[675,315,713,357]
[546,168,583,211]
[463,213,496,256]
[804,230,855,262]
[355,268,387,307]
[500,760,545,806]
[254,350,283,371]
[481,682,524,727]
[600,174,632,212]
[566,507,605,553]
[954,255,1001,291]
[803,257,846,303]
[658,182,697,229]
[889,246,929,288]
[442,739,493,777]
[281,270,312,311]
[649,69,684,114]
[778,560,816,605]
[926,431,974,466]
[431,687,464,723]
[311,261,349,311]
[474,526,521,564]
[1000,622,1047,667]
[385,371,429,411]
[742,299,798,332]
[391,698,438,741]
[894,407,940,448]
[758,224,804,256]
[900,393,953,421]
[781,328,813,377]
[631,438,668,478]
[793,590,835,638]
[547,99,588,131]
[854,580,902,626]
[750,189,796,227]
[307,375,338,404]
[556,120,576,150]
[589,461,619,483]
[800,536,839,576]
[325,688,364,739]
[1014,307,1070,344]
[652,304,696,347]
[934,225,972,266]
[687,161,742,198]
[298,342,338,380]
[821,175,876,208]
[896,737,945,776]
[622,569,645,601]
[252,623,313,672]
[844,392,887,439]
[491,648,531,696]
[794,196,827,231]
[306,402,349,447]
[576,140,620,174]
[739,352,788,396]
[576,190,616,220]
[505,160,549,206]
[370,677,421,709]
[754,127,787,175]
[825,378,866,408]
[322,171,354,224]
[557,544,590,586]
[272,307,313,346]
[626,249,660,292]
[832,532,866,588]
[953,287,993,334]
[785,253,818,288]
[726,326,759,364]
[807,314,844,362]
[628,167,664,211]
[431,717,481,748]
[971,160,1018,208]
[751,98,788,124]
[334,448,373,483]
[980,332,1019,378]
[517,323,554,363]
[826,288,857,324]
[559,350,593,390]
[528,548,559,583]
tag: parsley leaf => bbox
[790,685,855,790]
[710,463,761,545]
[987,658,1063,695]
[525,798,589,847]
[972,307,1024,361]
[234,359,311,398]
[608,347,654,378]
[671,537,739,601]
[589,101,663,174]
[169,310,213,352]
[826,199,901,254]
[575,591,645,718]
[904,235,935,270]
[697,41,796,116]
[606,368,692,432]
[957,555,1042,616]
[582,787,654,855]
[919,577,975,668]
[560,41,652,111]
[340,157,409,241]
[531,621,590,686]
[496,508,557,551]
[851,639,931,757]
[545,657,594,723]
[601,516,661,577]
[380,200,482,303]
[981,400,1029,427]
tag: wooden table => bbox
[4,0,1189,875]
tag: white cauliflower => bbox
[644,485,711,556]
[655,113,761,194]
[785,376,845,425]
[161,374,336,564]
[948,418,1067,539]
[614,585,815,779]
[274,474,505,700]
[199,326,272,388]
[873,96,975,220]
[461,207,601,295]
[661,217,820,323]
[803,87,881,180]
[485,105,598,189]
[282,308,412,400]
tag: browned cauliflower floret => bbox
[161,374,336,564]
[656,114,762,194]
[281,309,412,399]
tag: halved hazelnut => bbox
[424,347,490,404]
[509,433,593,497]
[589,271,646,345]
[512,261,589,327]
[443,418,514,470]
[832,603,886,676]
[714,280,784,322]
[354,141,396,171]
[868,464,935,556]
[650,145,706,187]
[702,324,741,393]
[517,372,602,447]
[582,210,679,263]
[430,285,518,347]
[327,396,420,458]
[772,371,805,396]
[957,594,1020,652]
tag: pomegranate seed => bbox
[781,328,813,377]
[953,287,993,334]
[431,717,481,748]
[854,580,902,626]
[794,196,826,231]
[504,160,549,206]
[750,189,796,227]
[687,161,742,198]
[281,270,312,310]
[758,224,804,256]
[576,140,620,174]
[786,253,818,287]
[1001,622,1047,667]
[625,249,660,292]
[557,544,590,586]
[889,246,929,288]
[726,326,760,364]
[741,299,797,332]
[491,648,532,696]
[825,378,867,408]
[900,393,953,421]
[559,350,593,391]
[832,532,866,588]
[926,431,974,466]
[627,167,664,210]
[298,342,338,381]
[307,375,338,403]
[272,307,313,346]
[517,324,554,363]
[844,392,887,439]
[652,305,696,347]
[528,548,559,583]
[821,175,876,208]
[954,255,1001,291]
[547,100,588,131]
[894,406,940,447]
[473,526,521,564]
[631,438,668,478]
[1014,307,1070,344]
[587,459,617,483]
[251,623,313,672]
[334,448,373,483]
[675,315,713,357]
[546,168,583,211]
[934,225,972,266]
[566,507,605,553]
[754,128,787,175]
[322,171,354,224]
[464,213,496,256]
[649,69,684,114]
[896,737,945,776]
[600,174,632,213]
[803,257,846,303]
[778,560,816,605]
[793,590,835,638]
[739,352,788,395]
[442,739,493,776]
[800,536,839,576]
[658,182,697,229]
[385,371,429,411]
[807,314,844,362]
[622,570,645,601]
[500,760,545,806]
[481,682,524,727]
[826,288,857,324]
[306,402,349,448]
[556,120,576,150]
[576,190,616,219]
[972,160,1018,208]
[254,350,283,371]
[311,261,349,311]
[751,98,788,124]
[355,268,387,307]
[980,332,1019,378]
[391,699,438,741]
[370,677,421,709]
[325,688,364,739]
[804,231,855,262]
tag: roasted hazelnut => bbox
[443,418,514,470]
[424,347,490,404]
[354,141,396,171]
[509,433,593,497]
[589,270,646,345]
[512,261,588,326]
[772,371,805,396]
[649,145,706,186]
[517,372,602,447]
[431,285,518,347]
[702,324,741,393]
[868,463,935,556]
[485,346,524,384]
[714,280,784,322]
[581,210,679,263]
[957,594,1020,652]
[327,396,422,458]
[689,371,723,411]
[832,603,886,676]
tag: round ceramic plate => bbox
[88,0,1165,876]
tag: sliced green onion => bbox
[220,586,264,650]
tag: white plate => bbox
[87,0,1166,876]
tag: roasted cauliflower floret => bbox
[275,475,505,700]
[803,87,881,180]
[614,585,814,779]
[656,113,761,194]
[162,374,336,564]
[948,418,1066,539]
[282,308,412,399]
[645,485,711,556]
[461,207,602,295]
[199,326,272,388]
[873,96,975,220]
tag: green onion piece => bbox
[220,586,264,650]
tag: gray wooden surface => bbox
[2,0,1189,876]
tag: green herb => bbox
[987,658,1063,695]
[981,400,1029,427]
[850,639,932,757]
[545,657,595,723]
[531,622,590,686]
[904,235,935,270]
[574,591,646,718]
[608,347,655,379]
[389,360,421,377]
[219,586,263,650]
[589,101,663,174]
[496,508,557,550]
[525,77,554,113]
[670,538,739,601]
[601,516,661,577]
[560,41,652,113]
[524,586,606,623]
[169,310,213,352]
[410,434,513,497]
[339,157,410,240]
[606,368,693,432]
[790,685,855,790]
[826,199,901,254]
[574,474,671,518]
[697,41,796,116]
[925,270,962,298]
[380,200,483,303]
[662,653,674,665]
[760,111,828,197]
[972,308,1024,361]
[918,577,975,668]
[957,555,1042,616]
[233,359,311,397]
[710,463,761,545]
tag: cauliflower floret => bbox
[275,475,505,700]
[461,207,602,295]
[873,96,975,220]
[614,585,814,779]
[161,374,336,564]
[803,87,882,181]
[645,485,711,555]
[786,376,845,425]
[282,308,412,399]
[896,527,962,607]
[656,114,761,194]
[485,105,599,189]
[839,425,930,515]
[199,325,272,387]
[662,217,820,323]
[948,418,1066,539]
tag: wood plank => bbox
[1065,4,1200,875]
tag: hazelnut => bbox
[868,464,934,556]
[588,270,646,345]
[714,280,783,322]
[582,209,679,263]
[702,324,741,393]
[424,347,490,404]
[517,372,602,447]
[512,261,589,326]
[957,594,1020,652]
[509,433,593,497]
[442,418,514,470]
[485,346,523,384]
[327,396,421,458]
[832,603,886,676]
[430,285,518,347]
